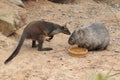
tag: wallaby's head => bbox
[61,24,71,35]
[68,27,84,45]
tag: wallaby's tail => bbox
[4,33,27,64]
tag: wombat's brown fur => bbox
[4,20,71,64]
[68,22,110,51]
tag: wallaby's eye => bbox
[62,27,68,30]
[61,27,65,31]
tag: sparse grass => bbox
[96,73,110,80]
[86,73,114,80]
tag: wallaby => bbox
[68,22,110,51]
[4,20,71,64]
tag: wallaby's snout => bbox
[61,27,71,35]
[65,30,71,35]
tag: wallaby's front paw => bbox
[46,38,51,42]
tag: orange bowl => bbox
[68,47,88,56]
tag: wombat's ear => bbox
[77,30,84,37]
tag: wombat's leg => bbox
[32,40,37,48]
[98,44,108,50]
[46,35,54,42]
[96,41,109,50]
[38,35,53,51]
[101,41,109,50]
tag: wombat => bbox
[4,20,71,64]
[68,22,110,51]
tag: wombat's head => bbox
[68,28,84,45]
[61,24,71,35]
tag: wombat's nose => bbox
[68,38,75,45]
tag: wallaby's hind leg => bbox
[37,35,53,51]
[37,35,44,51]
[32,40,37,48]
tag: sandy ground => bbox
[0,0,120,80]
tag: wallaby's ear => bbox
[63,24,67,27]
[62,23,68,29]
[61,23,71,35]
[77,30,84,38]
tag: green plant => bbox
[85,73,114,80]
[95,73,109,80]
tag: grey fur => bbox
[68,22,110,51]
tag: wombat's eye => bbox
[70,38,74,41]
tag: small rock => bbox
[69,69,73,71]
[47,60,51,63]
[60,58,63,60]
[114,50,120,53]
[0,0,26,36]
[8,0,25,8]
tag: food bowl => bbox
[68,47,88,56]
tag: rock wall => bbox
[0,0,26,36]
